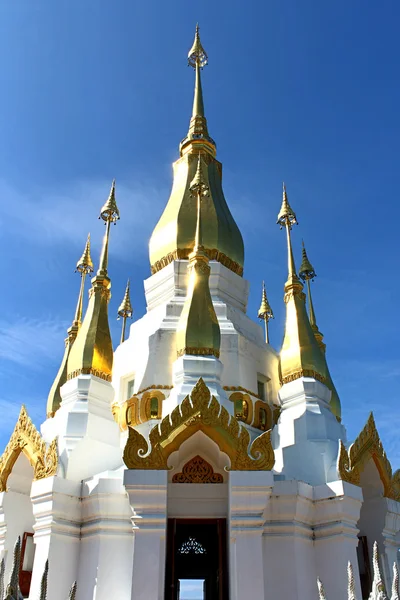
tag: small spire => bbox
[68,582,78,600]
[98,179,120,278]
[118,279,133,344]
[180,25,215,157]
[39,560,49,600]
[6,536,22,599]
[47,234,94,418]
[277,184,327,386]
[370,542,388,600]
[258,281,274,344]
[299,240,342,421]
[76,233,94,274]
[0,557,4,600]
[392,563,399,600]
[67,182,119,383]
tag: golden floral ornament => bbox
[172,455,223,483]
[0,406,58,491]
[123,378,275,471]
[337,412,400,500]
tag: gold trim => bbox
[177,347,220,359]
[150,248,243,277]
[172,455,223,483]
[281,369,326,385]
[123,378,275,471]
[67,367,112,382]
[0,406,58,491]
[137,384,173,395]
[223,385,262,400]
[337,413,400,500]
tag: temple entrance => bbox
[165,519,229,600]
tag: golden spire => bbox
[149,25,244,278]
[277,184,327,385]
[67,181,120,382]
[180,24,215,157]
[299,241,341,421]
[117,279,133,344]
[258,281,274,343]
[176,154,221,358]
[46,235,93,417]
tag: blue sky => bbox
[0,1,399,472]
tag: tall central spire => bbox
[149,25,244,277]
[180,24,215,157]
[277,184,327,385]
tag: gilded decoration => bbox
[123,378,275,471]
[223,385,262,400]
[172,455,223,483]
[0,406,58,491]
[337,413,400,500]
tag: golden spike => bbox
[67,181,119,383]
[118,279,133,344]
[258,281,274,344]
[277,184,327,386]
[47,234,94,418]
[299,240,342,421]
[176,154,220,358]
[180,25,215,157]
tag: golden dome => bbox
[149,25,244,277]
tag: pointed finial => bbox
[118,279,133,319]
[6,536,22,598]
[188,23,208,68]
[76,233,94,274]
[392,563,399,600]
[39,560,49,600]
[299,240,316,281]
[317,577,328,600]
[68,582,78,600]
[277,182,297,229]
[118,279,133,344]
[100,179,120,223]
[258,281,274,344]
[347,562,357,600]
[371,541,388,600]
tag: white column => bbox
[381,497,400,590]
[76,476,133,600]
[229,471,273,600]
[29,476,81,600]
[124,470,168,600]
[263,480,317,600]
[314,480,363,600]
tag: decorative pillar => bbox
[29,476,81,600]
[229,471,273,600]
[76,478,134,600]
[381,497,400,589]
[313,480,363,600]
[263,480,317,599]
[124,470,168,600]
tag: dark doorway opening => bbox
[165,518,229,600]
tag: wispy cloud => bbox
[0,177,167,263]
[0,317,66,371]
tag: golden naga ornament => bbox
[123,378,275,471]
[0,406,58,491]
[337,412,400,501]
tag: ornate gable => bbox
[123,378,274,471]
[0,406,58,492]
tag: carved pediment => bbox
[172,455,223,483]
[0,406,58,492]
[123,378,274,471]
[337,412,400,501]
